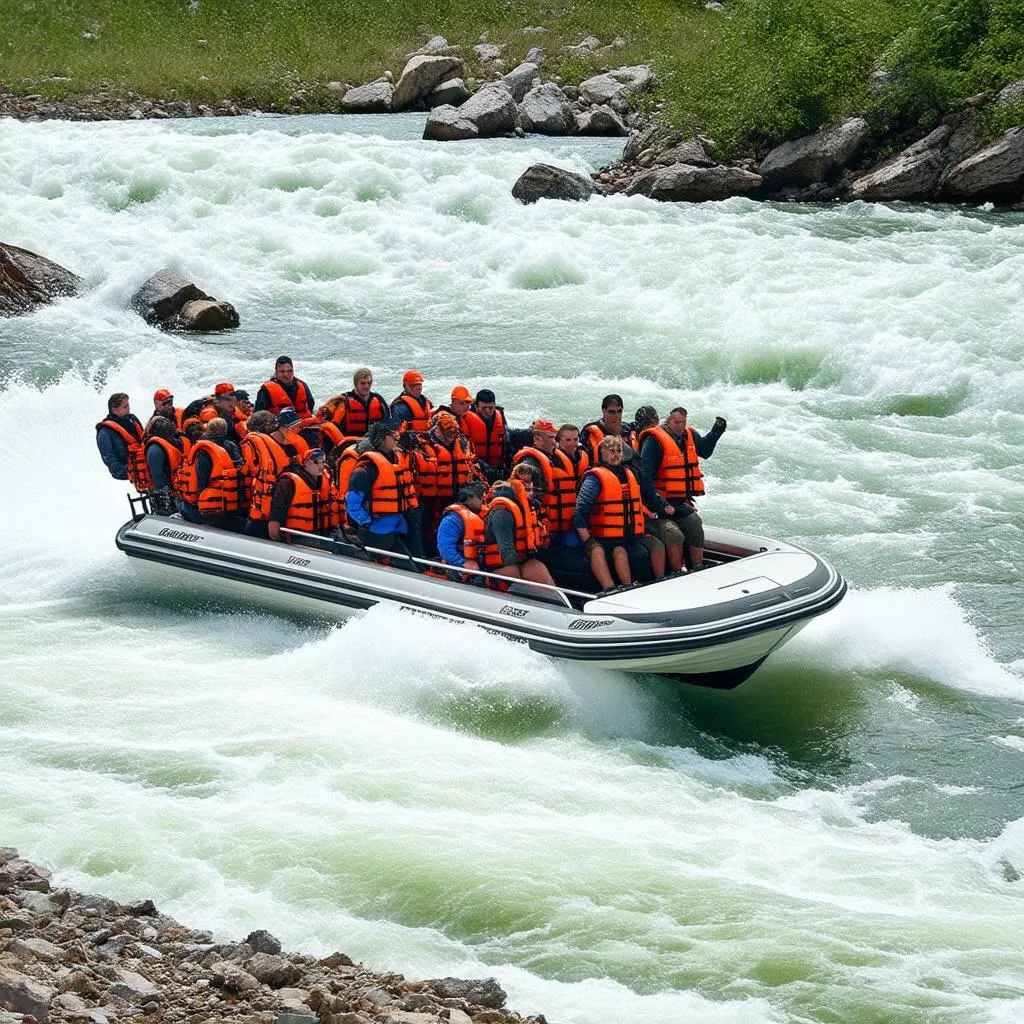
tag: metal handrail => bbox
[279,527,593,609]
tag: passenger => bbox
[267,448,336,542]
[441,385,473,421]
[297,415,323,450]
[421,411,480,540]
[481,467,556,589]
[631,404,684,571]
[437,481,486,580]
[511,419,577,540]
[177,417,248,531]
[212,383,245,444]
[345,422,419,570]
[461,388,507,481]
[581,393,638,464]
[574,435,656,590]
[181,418,205,445]
[396,427,433,558]
[96,392,149,488]
[255,355,315,418]
[638,406,727,571]
[242,408,307,539]
[556,424,590,482]
[390,370,433,432]
[152,388,184,430]
[319,367,390,438]
[232,389,252,438]
[143,415,187,514]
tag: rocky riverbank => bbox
[0,848,545,1024]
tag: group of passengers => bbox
[97,356,726,592]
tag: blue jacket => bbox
[346,459,408,535]
[96,413,144,480]
[437,510,467,566]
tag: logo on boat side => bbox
[499,605,528,618]
[158,528,201,542]
[286,556,311,566]
[568,619,613,630]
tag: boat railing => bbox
[279,527,593,610]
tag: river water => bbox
[1,112,1023,1023]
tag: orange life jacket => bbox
[639,425,705,499]
[319,421,361,454]
[242,433,293,521]
[320,392,388,436]
[233,408,249,439]
[441,503,485,565]
[584,466,644,540]
[511,447,577,534]
[262,378,312,418]
[178,440,243,516]
[582,421,638,464]
[390,393,433,432]
[357,451,416,515]
[98,417,151,492]
[481,481,543,569]
[144,436,188,496]
[461,408,506,468]
[421,435,476,498]
[280,471,336,535]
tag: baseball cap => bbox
[303,447,327,463]
[403,370,424,387]
[153,388,173,403]
[277,407,301,429]
[450,385,472,402]
[232,389,250,401]
[214,382,235,396]
[531,418,557,435]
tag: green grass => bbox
[3,0,1023,154]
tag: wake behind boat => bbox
[116,507,846,689]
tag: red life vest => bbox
[639,425,705,499]
[461,408,506,468]
[178,440,243,516]
[242,433,293,521]
[421,435,476,497]
[581,421,638,464]
[262,378,312,418]
[97,417,151,492]
[390,393,433,432]
[440,503,485,565]
[280,471,335,534]
[511,447,577,534]
[357,451,416,515]
[481,481,543,569]
[583,466,644,540]
[144,436,188,496]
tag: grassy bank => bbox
[3,0,1023,153]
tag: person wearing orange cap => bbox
[255,356,315,418]
[390,370,433,433]
[151,388,184,430]
[212,383,246,445]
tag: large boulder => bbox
[341,80,394,114]
[575,104,628,136]
[758,117,870,187]
[625,163,762,202]
[0,242,82,317]
[424,82,518,140]
[512,164,597,203]
[519,83,576,135]
[425,78,471,108]
[578,66,653,108]
[655,138,717,168]
[392,55,464,111]
[130,269,239,332]
[501,62,540,102]
[940,127,1024,204]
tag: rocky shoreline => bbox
[0,848,545,1024]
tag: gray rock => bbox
[562,35,601,55]
[474,42,503,62]
[244,929,282,955]
[425,976,507,1009]
[210,961,260,993]
[246,952,302,988]
[995,80,1024,106]
[501,62,540,102]
[5,937,63,963]
[392,55,464,110]
[578,65,653,107]
[167,297,240,332]
[576,104,628,136]
[625,163,762,201]
[0,242,83,318]
[940,127,1024,204]
[422,104,480,141]
[848,146,947,201]
[524,45,545,65]
[130,269,239,331]
[108,968,161,1002]
[437,82,519,137]
[341,81,393,113]
[622,122,684,163]
[758,117,871,186]
[519,83,576,135]
[426,78,471,108]
[0,966,54,1021]
[655,138,717,167]
[512,164,597,203]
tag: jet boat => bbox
[115,504,845,688]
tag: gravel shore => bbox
[0,848,547,1024]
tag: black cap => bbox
[233,389,250,401]
[475,389,496,404]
